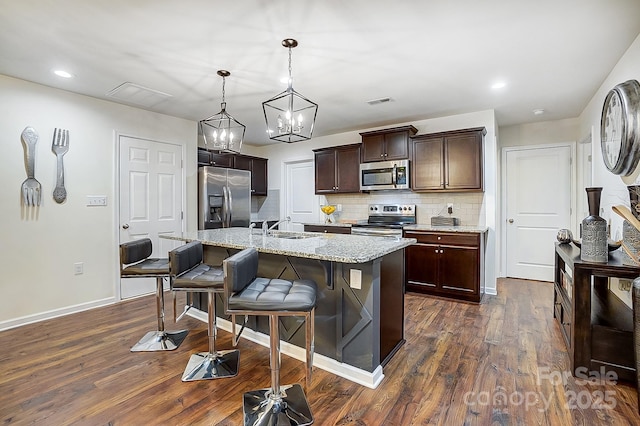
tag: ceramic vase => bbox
[581,187,608,263]
[628,185,640,220]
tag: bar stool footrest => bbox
[243,383,313,426]
[181,349,240,381]
[130,329,189,352]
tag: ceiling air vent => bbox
[106,82,172,107]
[366,97,393,105]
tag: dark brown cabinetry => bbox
[233,155,268,196]
[411,127,485,192]
[197,148,268,196]
[198,148,234,167]
[360,125,417,163]
[313,144,361,194]
[554,243,637,382]
[404,230,485,303]
[304,224,351,234]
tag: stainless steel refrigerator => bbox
[198,166,251,229]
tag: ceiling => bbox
[2,0,640,146]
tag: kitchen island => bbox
[162,228,415,388]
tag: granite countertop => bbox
[162,228,416,264]
[403,224,488,233]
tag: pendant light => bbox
[199,70,245,153]
[262,38,318,143]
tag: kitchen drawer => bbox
[404,231,479,247]
[304,225,351,234]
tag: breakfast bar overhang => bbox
[162,228,416,388]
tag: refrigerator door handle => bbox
[227,186,234,227]
[222,186,229,228]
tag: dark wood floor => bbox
[1,279,638,425]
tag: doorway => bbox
[502,143,575,281]
[118,135,184,299]
[282,158,319,232]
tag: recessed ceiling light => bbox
[491,81,506,89]
[53,70,74,78]
[533,108,545,115]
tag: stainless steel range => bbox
[351,204,416,237]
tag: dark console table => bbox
[554,243,637,382]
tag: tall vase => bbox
[581,187,608,263]
[628,185,640,220]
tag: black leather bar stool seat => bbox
[224,247,316,426]
[120,238,188,352]
[169,241,239,381]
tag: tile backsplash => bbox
[251,189,280,221]
[251,189,485,226]
[323,192,485,226]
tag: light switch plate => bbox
[86,195,107,206]
[350,269,362,289]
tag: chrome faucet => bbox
[263,216,291,235]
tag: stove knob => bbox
[408,206,412,210]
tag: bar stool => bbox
[119,238,188,352]
[169,241,239,381]
[223,247,316,426]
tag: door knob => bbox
[508,219,514,224]
[122,224,130,229]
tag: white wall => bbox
[250,110,499,295]
[499,118,579,148]
[0,75,198,329]
[578,33,640,240]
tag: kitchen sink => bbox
[268,232,316,239]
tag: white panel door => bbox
[505,145,572,281]
[283,159,319,232]
[119,136,183,298]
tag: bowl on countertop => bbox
[571,239,622,252]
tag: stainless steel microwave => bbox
[360,159,410,191]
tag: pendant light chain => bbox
[221,74,226,104]
[288,45,293,88]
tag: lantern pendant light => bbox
[262,38,318,143]
[199,70,245,153]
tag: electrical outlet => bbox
[86,195,107,206]
[336,204,342,212]
[350,269,362,289]
[74,262,84,275]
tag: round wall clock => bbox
[600,79,640,176]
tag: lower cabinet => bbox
[304,224,351,234]
[404,230,485,303]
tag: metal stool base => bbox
[130,329,188,352]
[181,350,240,381]
[243,384,313,426]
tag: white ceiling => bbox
[2,0,640,146]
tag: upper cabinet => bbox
[197,147,233,167]
[359,125,417,163]
[197,148,268,195]
[411,127,485,192]
[314,144,361,194]
[233,155,268,196]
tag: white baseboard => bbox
[187,309,385,389]
[0,297,116,332]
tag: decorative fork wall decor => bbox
[20,126,42,206]
[51,128,69,203]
